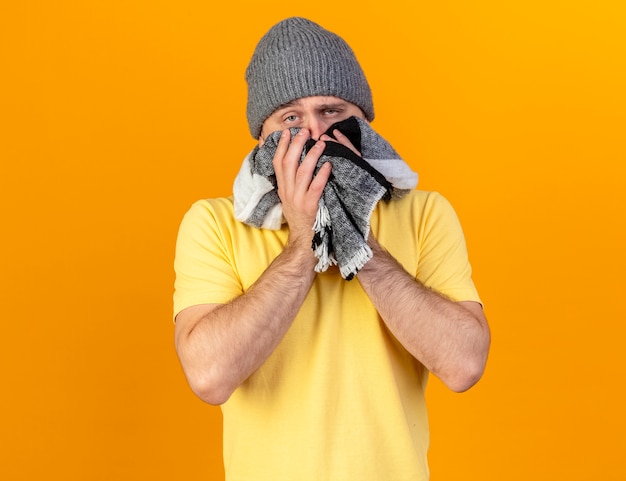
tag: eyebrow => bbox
[317,103,346,110]
[276,100,299,110]
[274,99,347,112]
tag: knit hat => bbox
[245,17,374,139]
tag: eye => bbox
[284,115,298,122]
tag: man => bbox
[173,17,490,481]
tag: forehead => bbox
[273,96,353,112]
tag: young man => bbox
[174,17,490,481]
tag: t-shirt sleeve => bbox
[416,192,481,304]
[173,199,244,319]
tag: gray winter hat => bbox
[245,17,374,139]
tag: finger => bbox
[294,140,325,189]
[272,129,291,171]
[288,127,310,157]
[279,128,310,182]
[329,129,362,157]
[309,161,332,197]
[274,129,313,205]
[271,130,291,196]
[276,128,291,151]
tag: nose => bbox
[303,117,326,140]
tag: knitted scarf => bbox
[233,116,418,280]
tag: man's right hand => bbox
[272,128,332,249]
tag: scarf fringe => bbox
[313,202,336,273]
[339,244,373,281]
[313,201,331,232]
[313,241,337,273]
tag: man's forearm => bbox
[175,241,318,405]
[177,128,331,405]
[357,237,490,392]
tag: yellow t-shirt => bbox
[174,190,480,481]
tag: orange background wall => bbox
[1,1,625,480]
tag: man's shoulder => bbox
[186,196,235,217]
[191,195,234,208]
[178,196,238,232]
[385,189,450,211]
[375,190,460,230]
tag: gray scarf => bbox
[233,116,418,280]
